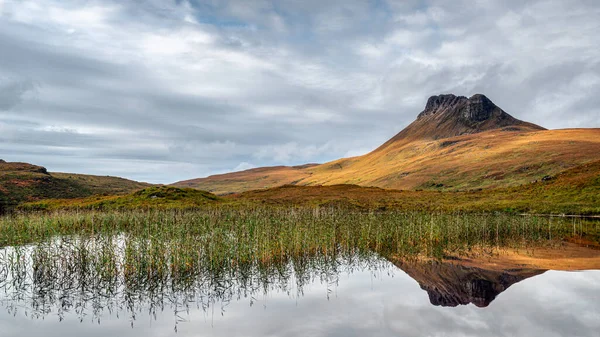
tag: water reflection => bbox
[394,260,545,307]
[0,236,598,336]
[0,235,392,328]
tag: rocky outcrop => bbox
[418,94,468,119]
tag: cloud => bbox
[232,161,256,172]
[0,0,598,183]
[0,78,35,110]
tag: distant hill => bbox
[229,159,600,215]
[172,94,600,194]
[28,160,600,215]
[174,164,318,195]
[0,160,150,209]
[19,186,220,211]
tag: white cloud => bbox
[233,161,256,172]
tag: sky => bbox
[0,0,599,184]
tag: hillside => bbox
[23,159,600,215]
[19,186,220,211]
[174,164,318,195]
[0,160,150,210]
[230,159,600,215]
[173,94,600,194]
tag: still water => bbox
[0,239,598,337]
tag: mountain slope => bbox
[175,164,317,195]
[172,94,600,194]
[0,160,151,209]
[230,159,600,215]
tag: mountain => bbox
[173,94,600,195]
[0,160,151,210]
[376,94,544,147]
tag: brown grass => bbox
[0,161,151,208]
[26,159,600,215]
[173,128,600,195]
[440,242,600,271]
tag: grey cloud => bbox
[0,78,35,110]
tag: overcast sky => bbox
[1,0,599,183]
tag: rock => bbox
[462,94,497,122]
[419,94,467,119]
[389,93,546,142]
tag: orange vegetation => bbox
[174,128,600,195]
[442,242,600,271]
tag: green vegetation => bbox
[17,160,600,215]
[18,186,220,211]
[2,208,596,258]
[0,233,389,325]
[0,161,150,210]
[1,206,597,323]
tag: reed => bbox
[0,207,596,325]
[1,207,594,260]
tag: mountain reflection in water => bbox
[0,236,598,336]
[394,261,545,307]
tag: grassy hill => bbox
[172,94,600,195]
[21,160,600,215]
[0,160,150,210]
[230,159,600,215]
[173,128,600,195]
[174,164,317,195]
[19,186,220,211]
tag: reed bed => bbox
[0,236,388,326]
[0,207,595,260]
[0,207,596,324]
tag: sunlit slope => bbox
[301,128,600,190]
[173,128,600,194]
[22,159,600,214]
[233,159,600,214]
[173,164,317,195]
[172,94,600,194]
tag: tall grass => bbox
[0,236,389,326]
[0,207,594,260]
[0,207,596,325]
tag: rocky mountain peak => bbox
[377,93,545,148]
[418,93,499,122]
[419,94,467,118]
[463,94,497,122]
